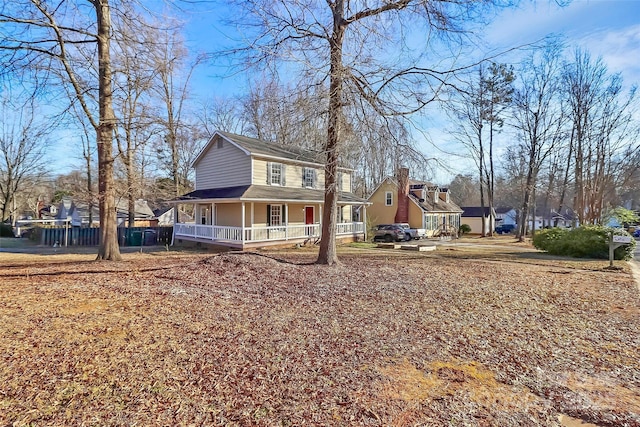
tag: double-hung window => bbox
[303,167,315,188]
[385,191,393,206]
[270,163,283,185]
[270,205,282,226]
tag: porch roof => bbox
[172,185,370,205]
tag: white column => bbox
[362,205,367,241]
[241,202,246,243]
[250,202,254,242]
[285,203,289,240]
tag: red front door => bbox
[305,207,314,236]
[305,207,314,224]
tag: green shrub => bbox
[459,224,471,236]
[0,222,15,237]
[533,225,635,260]
[532,227,568,251]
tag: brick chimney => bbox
[394,167,410,223]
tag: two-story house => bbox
[171,131,369,248]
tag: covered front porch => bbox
[171,197,367,249]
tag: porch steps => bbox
[401,244,436,252]
[376,243,403,249]
[376,243,437,251]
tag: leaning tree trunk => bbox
[317,7,345,265]
[94,0,122,261]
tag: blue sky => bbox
[485,0,640,82]
[49,0,640,182]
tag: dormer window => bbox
[267,162,285,186]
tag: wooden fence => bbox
[35,226,173,247]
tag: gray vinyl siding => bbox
[195,138,251,190]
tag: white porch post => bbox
[171,203,178,246]
[284,204,289,240]
[362,205,367,241]
[241,202,246,243]
[250,202,254,243]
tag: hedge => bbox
[532,225,635,260]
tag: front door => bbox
[305,206,314,235]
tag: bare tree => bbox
[112,19,158,228]
[151,27,202,198]
[511,42,566,241]
[448,62,514,236]
[0,93,49,224]
[0,0,127,260]
[563,49,639,225]
[229,0,505,264]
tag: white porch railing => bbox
[175,222,364,244]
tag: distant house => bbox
[460,206,496,235]
[495,207,518,227]
[55,197,99,227]
[548,209,576,228]
[154,206,193,226]
[367,168,463,237]
[116,199,157,227]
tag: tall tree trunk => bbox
[478,129,486,237]
[488,119,495,237]
[317,4,345,265]
[127,152,135,229]
[555,129,574,227]
[86,147,94,226]
[94,0,122,261]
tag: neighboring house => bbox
[154,206,193,226]
[495,206,518,227]
[367,168,463,237]
[170,131,369,248]
[548,209,576,228]
[115,198,158,227]
[55,197,99,227]
[460,206,496,235]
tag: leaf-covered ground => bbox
[1,248,638,426]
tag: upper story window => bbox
[385,191,393,206]
[268,162,285,186]
[303,167,316,188]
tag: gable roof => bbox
[193,131,333,168]
[461,206,495,217]
[409,192,463,213]
[115,199,155,219]
[495,206,515,214]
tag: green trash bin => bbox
[130,231,143,246]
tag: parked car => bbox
[397,223,427,240]
[634,229,640,238]
[373,224,407,242]
[495,224,516,234]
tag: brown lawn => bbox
[0,245,639,426]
